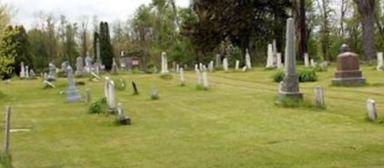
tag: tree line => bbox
[0,0,383,79]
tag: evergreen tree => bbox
[99,21,114,70]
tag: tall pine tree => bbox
[99,21,114,70]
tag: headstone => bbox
[272,40,278,65]
[30,69,36,79]
[85,89,91,104]
[66,65,81,103]
[215,54,221,68]
[377,52,384,71]
[366,99,377,121]
[310,59,317,68]
[179,67,186,86]
[91,72,101,80]
[332,44,366,86]
[223,58,229,72]
[161,52,169,74]
[116,103,131,125]
[150,85,160,100]
[319,61,329,71]
[304,53,309,67]
[245,49,252,69]
[199,63,204,72]
[61,61,69,74]
[278,18,303,101]
[242,66,247,72]
[202,70,209,90]
[75,56,84,76]
[277,53,284,69]
[176,64,180,74]
[132,81,139,95]
[104,78,116,113]
[235,60,240,70]
[196,68,203,86]
[19,62,25,79]
[25,66,30,79]
[85,53,93,73]
[3,106,11,155]
[266,44,275,68]
[314,87,325,108]
[208,61,214,72]
[111,58,119,74]
[43,80,55,88]
[47,63,56,82]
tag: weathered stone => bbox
[117,103,131,125]
[104,77,116,113]
[266,44,275,68]
[304,53,309,67]
[66,66,81,103]
[161,52,169,74]
[377,52,384,71]
[202,70,209,90]
[25,66,30,79]
[223,58,229,72]
[208,61,214,72]
[132,81,139,95]
[75,56,84,76]
[278,18,303,101]
[235,60,240,70]
[216,54,221,68]
[47,63,56,82]
[245,49,252,69]
[366,99,377,121]
[314,87,325,108]
[332,45,366,86]
[277,53,284,69]
[179,67,186,86]
[19,62,25,79]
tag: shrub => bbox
[112,78,126,91]
[88,97,107,114]
[272,70,285,83]
[299,68,318,82]
[272,68,317,83]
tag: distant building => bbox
[120,50,143,70]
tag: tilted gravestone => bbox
[332,44,366,86]
[278,18,303,101]
[132,81,139,95]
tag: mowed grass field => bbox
[1,65,384,168]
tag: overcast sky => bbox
[4,0,190,28]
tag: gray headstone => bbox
[314,87,325,108]
[278,18,303,100]
[66,65,81,103]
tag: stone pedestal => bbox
[332,51,366,86]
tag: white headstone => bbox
[277,53,284,69]
[25,66,29,79]
[105,78,116,113]
[223,58,229,72]
[304,53,309,67]
[215,54,221,68]
[196,67,203,86]
[266,44,274,68]
[19,62,25,79]
[377,52,384,71]
[179,67,185,86]
[208,61,214,72]
[366,99,377,121]
[202,71,209,90]
[310,59,317,68]
[176,64,180,74]
[242,66,247,72]
[161,52,169,74]
[235,60,240,70]
[245,49,252,69]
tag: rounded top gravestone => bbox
[332,44,366,86]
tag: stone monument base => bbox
[278,92,303,101]
[119,117,131,125]
[67,89,81,103]
[332,77,366,86]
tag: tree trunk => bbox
[354,0,376,62]
[298,0,307,60]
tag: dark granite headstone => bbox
[332,45,366,86]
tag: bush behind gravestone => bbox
[272,68,317,83]
[88,97,108,114]
[112,77,126,91]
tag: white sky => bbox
[4,0,190,28]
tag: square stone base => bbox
[332,78,366,86]
[278,92,303,101]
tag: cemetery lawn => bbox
[1,66,384,168]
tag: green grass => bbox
[1,65,384,167]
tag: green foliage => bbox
[112,77,126,91]
[272,69,285,83]
[299,68,318,82]
[0,154,12,168]
[273,68,318,83]
[275,96,313,108]
[88,97,107,114]
[99,22,114,70]
[28,29,49,73]
[0,54,14,79]
[0,90,6,99]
